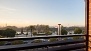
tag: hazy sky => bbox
[0,0,85,27]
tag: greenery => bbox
[0,30,4,36]
[28,26,35,37]
[0,35,7,46]
[16,33,18,35]
[2,28,16,37]
[74,28,82,34]
[11,40,24,45]
[45,31,52,35]
[49,38,56,42]
[26,27,29,35]
[21,28,24,34]
[56,32,58,35]
[33,34,46,36]
[61,28,68,35]
[0,41,7,46]
[32,39,42,43]
[82,30,85,34]
[44,25,50,36]
[0,26,84,32]
[26,33,28,37]
[63,38,68,40]
[0,35,5,38]
[33,32,37,35]
[72,36,80,40]
[16,33,19,37]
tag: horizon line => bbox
[0,25,85,28]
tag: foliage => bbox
[25,32,28,37]
[81,36,84,39]
[0,36,7,46]
[56,32,58,35]
[82,30,85,34]
[63,38,68,40]
[26,32,28,35]
[61,28,68,35]
[57,27,68,35]
[73,36,80,40]
[49,38,56,42]
[33,32,37,35]
[0,41,7,46]
[74,28,82,34]
[16,33,18,35]
[0,30,4,36]
[26,28,29,37]
[32,34,46,36]
[11,40,24,45]
[32,40,42,43]
[26,27,29,35]
[2,28,16,37]
[28,26,35,37]
[44,25,50,36]
[0,26,84,32]
[0,35,5,38]
[45,31,52,35]
[16,33,18,37]
[21,28,24,34]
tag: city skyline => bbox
[0,0,85,27]
[0,23,85,28]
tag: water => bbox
[16,32,57,37]
[17,32,31,34]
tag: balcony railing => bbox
[0,34,86,51]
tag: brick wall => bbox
[89,0,91,35]
[89,0,91,51]
[89,0,91,33]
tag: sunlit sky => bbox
[0,0,85,27]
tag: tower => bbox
[58,24,61,35]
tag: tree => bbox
[26,27,29,36]
[31,40,42,43]
[82,30,85,34]
[33,32,37,35]
[0,35,7,46]
[0,41,7,46]
[63,38,68,40]
[56,32,58,35]
[28,26,35,37]
[11,40,24,45]
[21,28,24,34]
[61,28,68,35]
[26,33,28,37]
[44,25,50,36]
[74,28,82,34]
[2,28,16,37]
[73,36,80,40]
[0,30,4,36]
[45,31,52,35]
[49,38,57,42]
[16,33,18,37]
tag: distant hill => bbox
[50,26,85,32]
[0,26,85,32]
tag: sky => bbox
[0,0,85,27]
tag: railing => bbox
[88,35,91,51]
[0,34,86,51]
